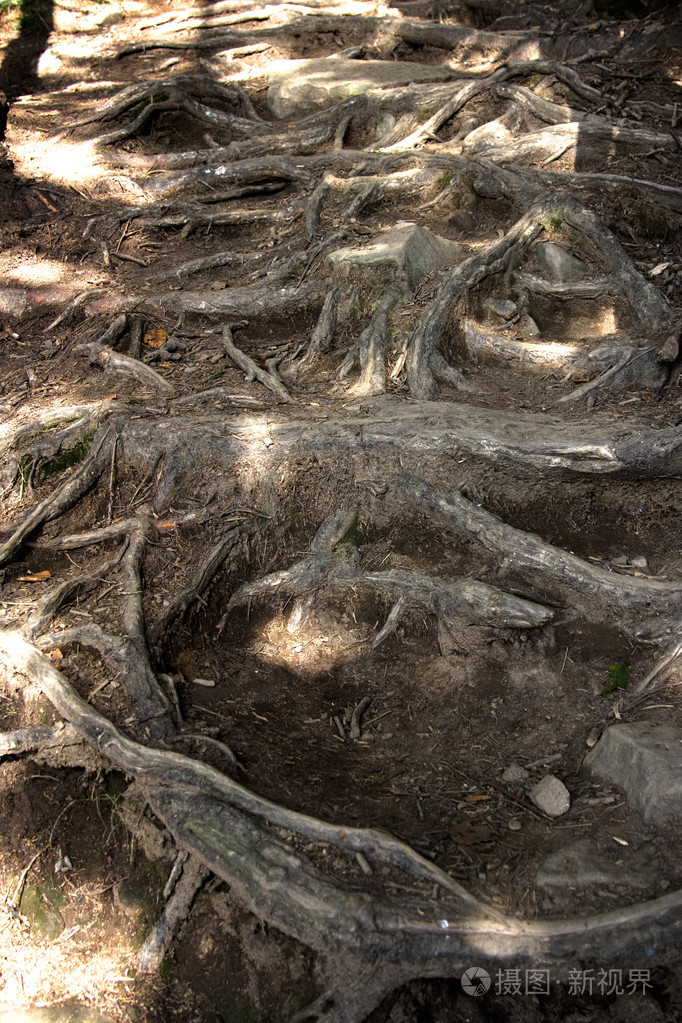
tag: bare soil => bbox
[1,0,682,1020]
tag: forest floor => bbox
[0,0,682,1020]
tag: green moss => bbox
[418,107,437,120]
[437,170,453,191]
[35,429,95,485]
[543,213,563,233]
[525,74,544,90]
[159,957,173,977]
[603,662,630,695]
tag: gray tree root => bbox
[115,402,682,479]
[222,325,293,402]
[339,284,404,397]
[226,510,553,635]
[0,723,81,758]
[407,188,673,399]
[149,521,258,645]
[3,631,682,1023]
[80,343,175,393]
[83,280,324,322]
[393,473,682,613]
[137,856,210,973]
[293,287,341,373]
[464,324,667,399]
[0,426,115,568]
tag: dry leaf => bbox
[450,822,493,845]
[209,281,227,291]
[18,570,52,582]
[49,648,63,661]
[465,794,491,802]
[176,651,196,682]
[143,328,168,350]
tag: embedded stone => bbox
[374,113,397,141]
[327,221,464,289]
[485,297,517,320]
[501,763,529,784]
[529,774,571,817]
[535,241,587,280]
[266,59,454,119]
[536,838,653,889]
[583,723,682,824]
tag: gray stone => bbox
[501,763,529,784]
[448,210,476,236]
[517,312,540,337]
[583,723,682,824]
[535,241,587,280]
[485,297,517,321]
[374,113,397,141]
[536,838,653,889]
[327,221,464,289]
[529,774,571,817]
[631,555,648,569]
[266,59,454,119]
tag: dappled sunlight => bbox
[0,253,76,287]
[9,134,142,197]
[0,917,139,1012]
[250,602,372,677]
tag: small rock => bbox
[535,241,588,280]
[612,555,629,565]
[529,774,571,817]
[484,297,517,320]
[501,763,530,784]
[517,312,540,338]
[374,113,396,141]
[507,818,522,831]
[586,396,596,410]
[631,555,648,569]
[586,726,602,748]
[448,210,476,236]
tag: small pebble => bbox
[501,763,530,784]
[508,818,522,831]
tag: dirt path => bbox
[1,0,682,1020]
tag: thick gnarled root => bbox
[224,509,553,647]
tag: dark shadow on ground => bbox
[0,0,54,137]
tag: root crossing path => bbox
[1,0,682,1020]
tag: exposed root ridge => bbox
[394,473,682,613]
[226,509,553,638]
[3,631,682,1022]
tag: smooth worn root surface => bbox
[2,0,682,1019]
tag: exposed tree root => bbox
[222,325,293,402]
[407,185,673,399]
[394,473,682,613]
[0,426,115,568]
[339,284,405,396]
[226,509,553,639]
[3,631,682,1022]
[137,856,210,973]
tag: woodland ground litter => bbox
[1,0,682,1019]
